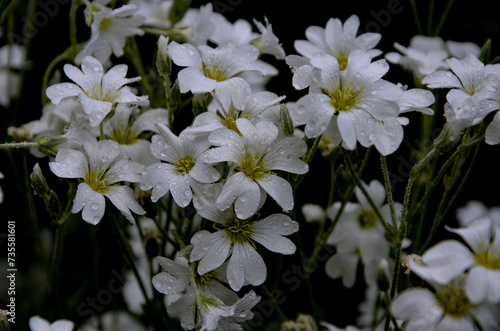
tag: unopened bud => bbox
[36,136,65,158]
[168,0,192,25]
[31,163,49,196]
[280,104,294,137]
[192,92,212,116]
[0,309,10,330]
[156,35,172,77]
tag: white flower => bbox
[140,123,220,207]
[0,43,25,107]
[391,276,500,331]
[134,0,174,29]
[152,256,259,330]
[325,180,399,287]
[301,203,326,223]
[287,15,381,90]
[46,56,149,127]
[76,2,145,64]
[385,35,450,80]
[167,41,276,110]
[49,138,145,224]
[408,217,500,304]
[456,200,500,227]
[182,91,285,139]
[251,17,285,60]
[201,118,308,219]
[424,56,500,140]
[29,316,74,331]
[293,50,400,154]
[190,183,299,291]
[175,3,217,47]
[103,104,169,165]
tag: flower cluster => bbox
[2,0,500,330]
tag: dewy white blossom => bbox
[286,15,381,90]
[29,316,74,331]
[140,123,220,207]
[201,118,308,219]
[167,41,277,110]
[182,91,285,139]
[46,56,149,127]
[190,183,299,291]
[103,104,169,166]
[49,138,145,224]
[391,276,500,331]
[152,256,259,330]
[292,50,402,154]
[422,54,500,140]
[408,217,500,304]
[76,1,145,64]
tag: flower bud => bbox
[0,309,10,330]
[192,92,213,116]
[36,136,65,158]
[280,104,294,137]
[156,35,172,77]
[31,163,49,196]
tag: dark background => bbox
[1,0,499,330]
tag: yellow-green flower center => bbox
[85,89,114,102]
[475,246,500,270]
[201,62,227,82]
[322,84,358,114]
[100,17,112,31]
[215,216,253,245]
[110,127,138,145]
[218,107,250,134]
[177,156,195,174]
[337,56,348,71]
[435,286,472,318]
[85,171,108,193]
[357,210,377,229]
[234,152,266,181]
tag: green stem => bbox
[379,153,396,228]
[41,48,73,106]
[261,284,287,322]
[426,0,435,35]
[420,143,480,252]
[0,141,38,149]
[342,148,387,231]
[433,0,456,36]
[50,224,65,317]
[108,209,156,319]
[409,0,425,35]
[305,147,372,275]
[126,37,154,95]
[69,0,80,58]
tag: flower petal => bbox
[104,185,145,224]
[256,174,293,212]
[72,182,106,225]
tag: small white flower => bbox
[103,104,169,165]
[46,56,149,127]
[49,138,145,224]
[408,217,500,304]
[140,123,220,207]
[391,276,500,331]
[287,15,381,90]
[152,256,259,331]
[456,200,500,227]
[168,41,276,110]
[0,43,26,107]
[76,2,145,64]
[191,183,299,291]
[29,316,74,331]
[325,180,400,287]
[202,118,308,218]
[292,51,401,154]
[183,91,285,139]
[385,35,450,80]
